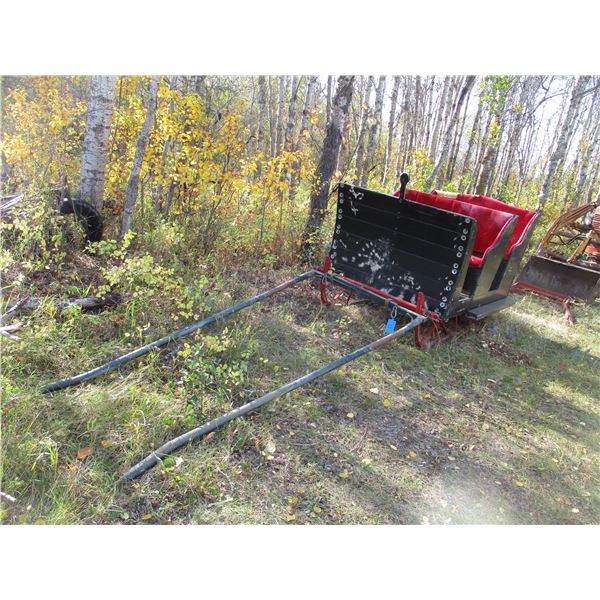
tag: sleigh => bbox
[42,175,539,479]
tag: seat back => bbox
[329,184,476,317]
[433,191,538,260]
[401,189,515,260]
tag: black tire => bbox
[58,197,103,243]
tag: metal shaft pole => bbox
[41,270,318,393]
[121,314,427,481]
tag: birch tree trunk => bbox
[414,76,423,149]
[475,120,501,196]
[120,76,160,239]
[570,80,599,203]
[298,76,317,142]
[430,76,450,160]
[326,76,333,124]
[290,76,317,199]
[459,94,482,190]
[79,76,117,210]
[302,75,355,257]
[361,75,386,186]
[575,118,600,203]
[469,108,493,194]
[447,86,471,181]
[537,75,591,210]
[427,76,475,189]
[354,76,373,185]
[284,76,301,153]
[268,76,276,157]
[274,76,286,156]
[254,75,268,179]
[405,77,416,161]
[424,76,435,149]
[498,77,541,190]
[381,76,400,185]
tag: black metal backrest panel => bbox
[329,184,477,317]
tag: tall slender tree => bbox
[120,76,160,238]
[430,76,450,161]
[361,75,386,186]
[537,75,591,209]
[427,76,476,189]
[274,76,286,155]
[290,76,317,199]
[254,75,268,179]
[303,75,355,258]
[382,76,400,185]
[79,76,117,210]
[284,76,301,153]
[354,76,373,185]
[326,76,333,124]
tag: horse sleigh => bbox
[42,175,540,480]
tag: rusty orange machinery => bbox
[512,202,600,303]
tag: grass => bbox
[1,264,599,524]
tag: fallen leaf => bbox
[76,447,93,460]
[423,393,431,399]
[142,514,152,521]
[100,439,113,448]
[286,514,296,522]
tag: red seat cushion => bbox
[394,189,515,268]
[434,192,537,260]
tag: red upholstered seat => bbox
[393,189,515,268]
[433,192,537,260]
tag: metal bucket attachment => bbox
[515,254,600,303]
[329,184,476,318]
